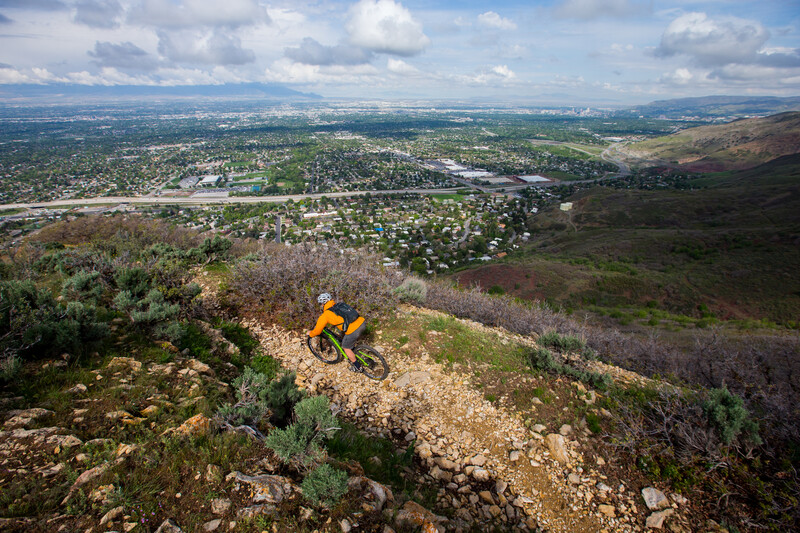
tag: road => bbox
[0,188,468,211]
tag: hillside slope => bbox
[242,306,693,533]
[619,112,800,171]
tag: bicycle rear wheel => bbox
[307,335,342,364]
[354,345,389,380]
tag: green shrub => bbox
[487,285,505,296]
[61,270,104,305]
[216,367,272,428]
[526,346,610,390]
[301,464,349,508]
[265,395,339,472]
[527,347,558,371]
[0,280,108,362]
[190,235,233,264]
[702,387,762,446]
[114,267,151,298]
[0,354,21,382]
[393,277,427,303]
[249,354,280,380]
[114,288,179,326]
[585,411,602,433]
[217,321,260,357]
[265,372,306,428]
[170,321,213,359]
[539,330,586,353]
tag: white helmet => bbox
[317,293,332,304]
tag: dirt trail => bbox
[240,306,644,532]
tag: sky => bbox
[0,0,798,104]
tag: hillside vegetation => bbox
[619,112,800,171]
[0,216,798,533]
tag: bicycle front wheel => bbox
[307,335,342,364]
[354,345,389,380]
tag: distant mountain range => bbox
[0,82,321,101]
[619,95,800,118]
[619,111,800,172]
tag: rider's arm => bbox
[308,312,329,337]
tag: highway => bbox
[0,188,468,211]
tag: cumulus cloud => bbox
[284,38,373,66]
[659,67,693,85]
[477,11,516,31]
[88,41,158,71]
[129,0,269,29]
[491,65,515,79]
[655,12,770,67]
[74,0,123,29]
[554,0,650,20]
[387,58,419,75]
[709,63,800,83]
[264,57,380,85]
[157,30,255,66]
[469,64,517,85]
[346,0,430,57]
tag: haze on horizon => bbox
[0,0,798,105]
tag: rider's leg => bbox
[344,348,357,363]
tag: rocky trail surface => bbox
[241,305,691,533]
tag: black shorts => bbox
[342,322,366,350]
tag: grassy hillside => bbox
[620,112,800,171]
[2,217,797,533]
[454,155,800,327]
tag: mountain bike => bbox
[307,326,389,381]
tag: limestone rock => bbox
[559,424,573,436]
[598,504,616,517]
[206,464,223,483]
[348,476,394,512]
[471,468,490,482]
[62,458,123,504]
[478,490,494,504]
[642,487,670,511]
[230,472,295,504]
[433,456,457,471]
[99,506,124,526]
[115,443,139,457]
[202,519,222,532]
[544,433,570,465]
[4,408,54,429]
[470,454,487,467]
[107,356,143,373]
[66,384,88,395]
[236,505,277,520]
[187,359,214,375]
[395,501,446,532]
[173,414,212,437]
[154,518,183,533]
[211,498,232,515]
[394,371,431,388]
[646,509,674,529]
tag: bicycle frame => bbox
[322,327,367,365]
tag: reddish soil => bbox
[453,264,544,301]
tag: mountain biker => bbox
[309,293,366,372]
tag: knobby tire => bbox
[307,334,342,364]
[355,344,389,381]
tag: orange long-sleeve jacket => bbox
[308,300,365,337]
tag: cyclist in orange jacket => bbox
[309,293,366,372]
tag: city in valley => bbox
[0,100,694,273]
